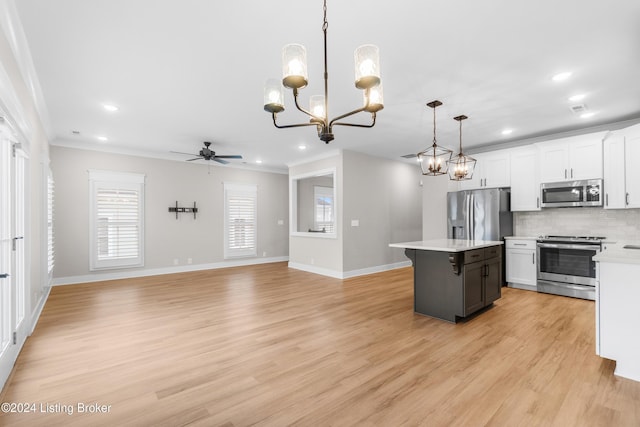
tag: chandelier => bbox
[263,0,383,143]
[447,115,476,180]
[417,100,453,176]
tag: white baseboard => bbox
[52,256,289,286]
[287,262,344,279]
[29,285,51,335]
[288,260,412,280]
[342,260,412,279]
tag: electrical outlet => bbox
[262,251,267,257]
[173,258,179,265]
[187,258,192,265]
[311,258,315,265]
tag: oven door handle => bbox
[537,242,600,251]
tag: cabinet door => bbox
[625,126,640,208]
[506,249,536,286]
[538,142,569,182]
[484,258,502,305]
[603,132,626,209]
[569,137,603,180]
[463,261,485,315]
[483,150,511,188]
[510,147,540,211]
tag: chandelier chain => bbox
[432,105,437,146]
[323,0,328,32]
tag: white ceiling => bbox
[15,0,640,172]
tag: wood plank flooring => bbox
[1,262,639,426]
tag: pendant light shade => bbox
[264,0,383,144]
[417,100,453,176]
[447,115,476,181]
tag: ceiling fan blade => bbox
[186,157,202,161]
[213,158,229,165]
[170,151,198,156]
[214,155,243,159]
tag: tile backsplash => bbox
[514,208,640,241]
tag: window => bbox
[47,173,54,276]
[314,186,334,233]
[224,183,257,258]
[89,170,145,270]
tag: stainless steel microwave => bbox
[540,179,603,208]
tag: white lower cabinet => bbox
[506,238,537,291]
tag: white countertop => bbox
[504,236,538,240]
[593,242,640,265]
[389,239,503,252]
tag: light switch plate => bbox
[351,219,359,227]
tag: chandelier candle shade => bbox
[263,0,383,143]
[417,100,453,176]
[447,115,476,181]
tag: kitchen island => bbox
[593,242,640,382]
[389,239,503,323]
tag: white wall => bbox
[51,146,289,283]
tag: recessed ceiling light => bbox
[103,104,119,112]
[97,136,108,142]
[580,112,596,119]
[569,94,586,102]
[71,130,80,135]
[256,159,263,164]
[298,144,307,150]
[501,129,513,136]
[552,72,572,82]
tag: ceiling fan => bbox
[171,141,243,164]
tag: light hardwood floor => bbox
[1,262,639,426]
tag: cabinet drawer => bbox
[506,239,536,250]
[484,245,502,259]
[464,249,485,264]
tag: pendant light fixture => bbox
[263,0,383,144]
[447,115,476,181]
[417,100,453,176]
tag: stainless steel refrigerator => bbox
[447,188,513,285]
[447,188,513,241]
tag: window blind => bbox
[224,183,257,258]
[47,174,54,275]
[89,170,145,270]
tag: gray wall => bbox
[289,150,422,277]
[296,175,333,232]
[51,146,289,281]
[342,150,422,272]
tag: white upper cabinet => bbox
[537,133,604,183]
[603,131,626,209]
[458,149,511,190]
[606,124,640,209]
[626,126,640,208]
[510,146,540,211]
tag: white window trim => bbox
[224,182,257,259]
[88,170,145,271]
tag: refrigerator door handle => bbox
[469,194,475,240]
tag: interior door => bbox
[0,129,28,389]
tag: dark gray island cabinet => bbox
[389,239,504,323]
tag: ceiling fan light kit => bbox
[263,0,383,144]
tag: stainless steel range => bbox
[536,235,604,300]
